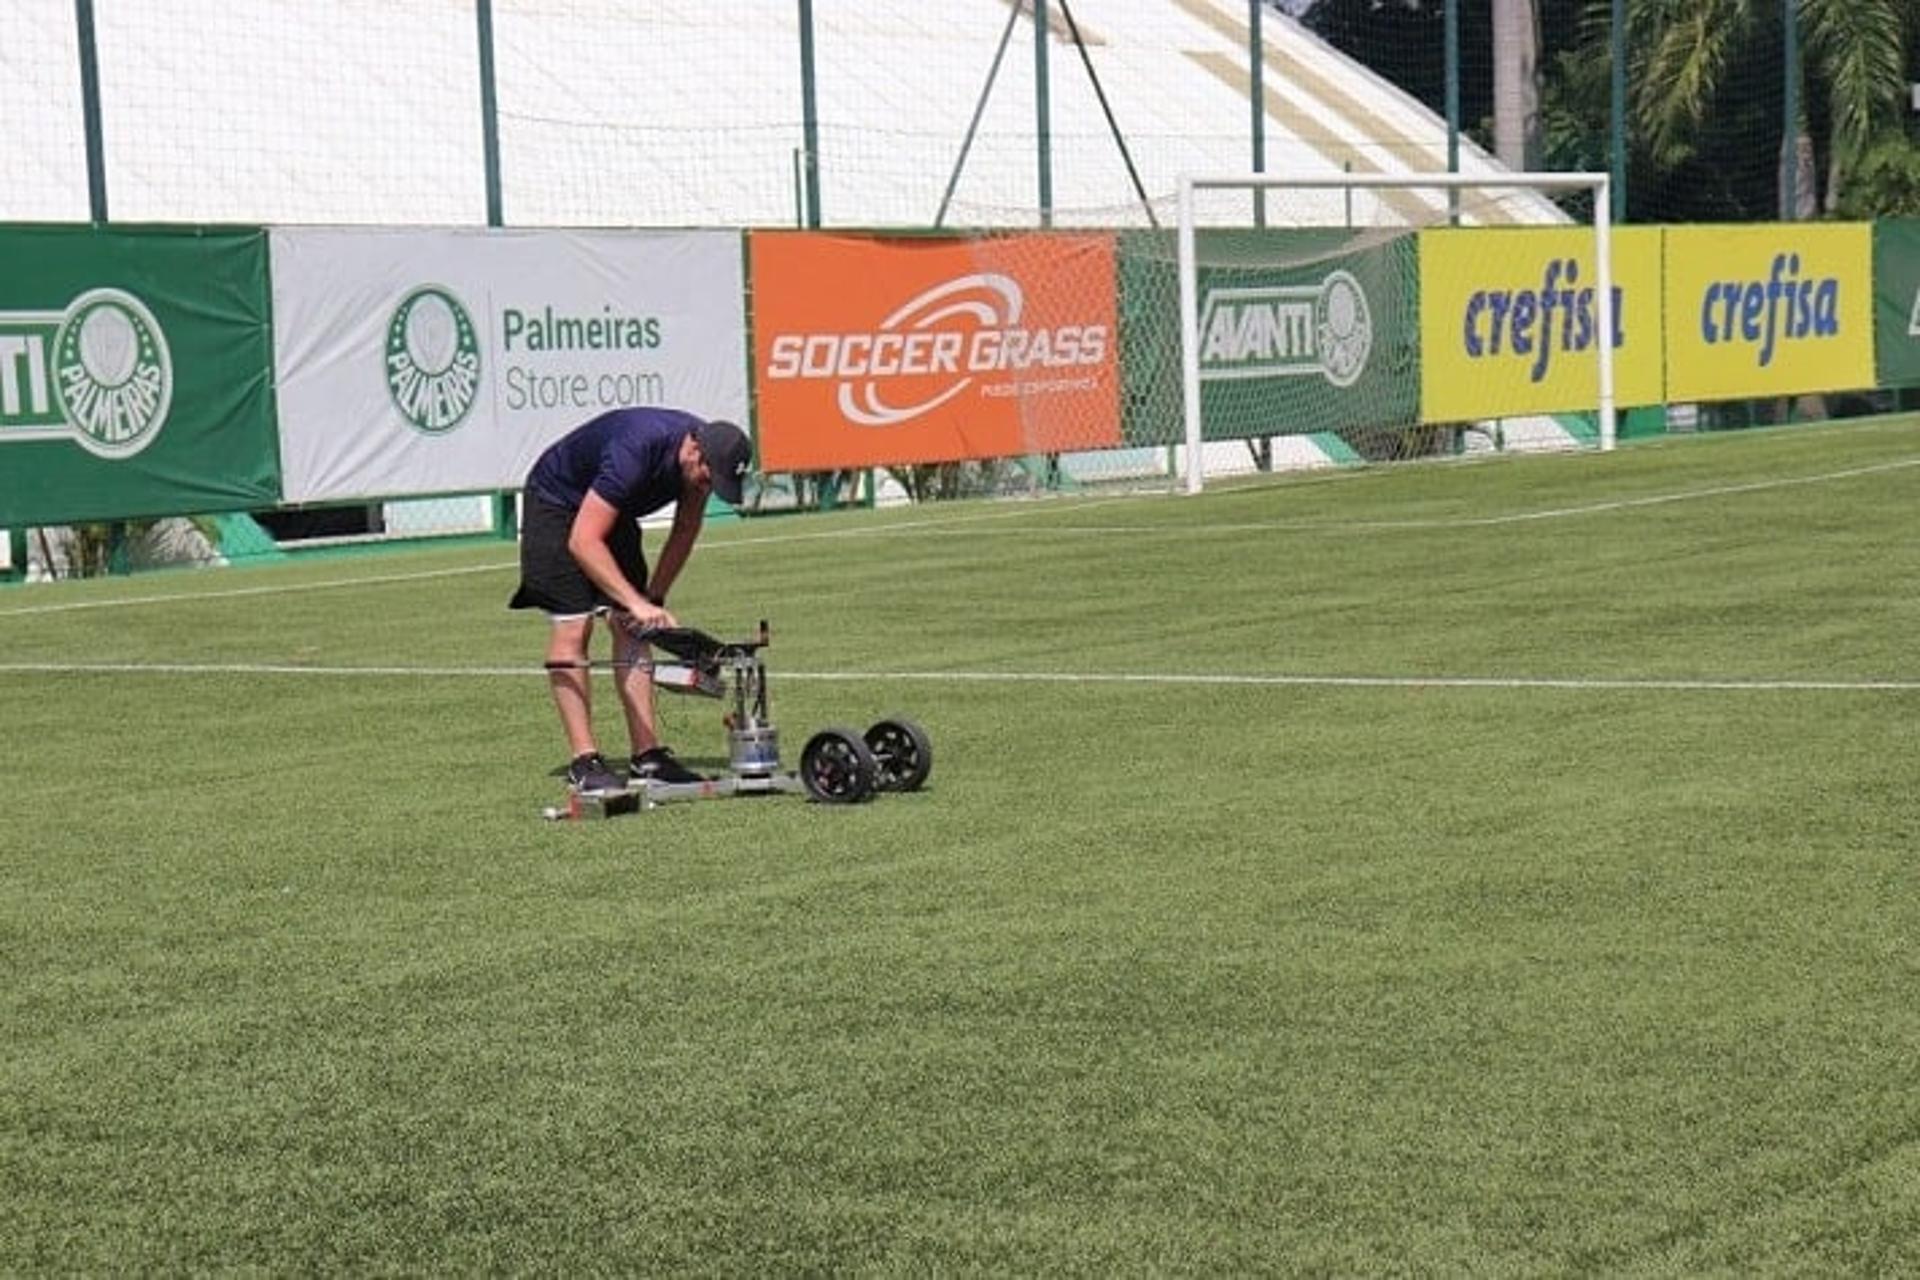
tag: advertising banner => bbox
[1418,226,1664,422]
[271,228,748,502]
[0,225,277,524]
[1664,223,1874,402]
[1119,229,1420,442]
[749,232,1120,470]
[1874,219,1920,388]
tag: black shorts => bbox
[507,496,649,617]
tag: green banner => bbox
[1875,219,1920,389]
[0,225,278,524]
[1118,229,1419,445]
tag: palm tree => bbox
[1494,0,1544,169]
[1802,0,1915,209]
[1622,0,1911,216]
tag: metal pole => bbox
[937,0,1022,228]
[1781,0,1799,220]
[1057,0,1155,227]
[1178,177,1201,495]
[1034,0,1053,227]
[1249,0,1265,229]
[477,0,504,226]
[798,0,821,227]
[1444,0,1460,223]
[74,0,108,222]
[1609,0,1627,222]
[1595,175,1617,450]
[476,0,514,537]
[1188,171,1607,190]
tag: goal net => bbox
[917,173,1614,498]
[1167,172,1616,494]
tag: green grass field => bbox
[7,417,1920,1272]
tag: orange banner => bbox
[750,232,1121,469]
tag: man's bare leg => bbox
[547,614,597,758]
[613,625,661,756]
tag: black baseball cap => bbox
[695,419,753,505]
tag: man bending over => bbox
[509,406,752,793]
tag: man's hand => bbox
[615,599,677,637]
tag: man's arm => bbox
[645,491,707,605]
[568,491,671,627]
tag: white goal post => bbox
[1176,170,1616,494]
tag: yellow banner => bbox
[1664,223,1873,401]
[1419,226,1663,422]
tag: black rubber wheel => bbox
[864,717,932,792]
[799,727,878,804]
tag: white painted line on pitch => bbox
[906,455,1920,537]
[0,496,1129,620]
[783,670,1920,692]
[3,660,1918,693]
[3,452,1916,620]
[699,457,1920,543]
[0,560,513,619]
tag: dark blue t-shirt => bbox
[523,407,701,521]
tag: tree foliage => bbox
[1292,0,1917,219]
[1830,136,1920,216]
[1300,0,1590,152]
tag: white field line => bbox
[3,452,1918,620]
[0,497,1129,620]
[0,559,514,619]
[932,455,1920,537]
[1,661,1917,693]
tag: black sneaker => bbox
[566,751,625,794]
[631,746,705,785]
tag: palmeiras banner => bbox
[1117,229,1419,444]
[1874,219,1920,389]
[0,225,277,524]
[271,228,748,502]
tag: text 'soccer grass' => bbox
[6,416,1920,1271]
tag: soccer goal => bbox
[1170,170,1617,494]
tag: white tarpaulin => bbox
[271,228,748,502]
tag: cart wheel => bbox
[865,717,932,792]
[799,727,878,804]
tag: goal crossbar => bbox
[1176,171,1616,493]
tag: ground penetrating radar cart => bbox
[543,619,932,821]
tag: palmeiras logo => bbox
[39,288,174,458]
[385,285,481,434]
[1197,269,1372,388]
